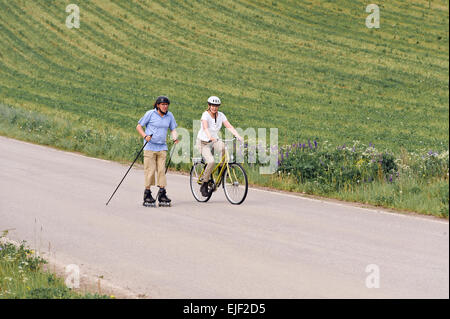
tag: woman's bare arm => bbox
[202,119,215,141]
[223,121,243,141]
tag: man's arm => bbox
[137,124,151,142]
[171,129,179,144]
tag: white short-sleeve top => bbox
[197,111,228,142]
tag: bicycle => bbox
[190,138,248,205]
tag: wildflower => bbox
[356,159,365,167]
[314,140,317,149]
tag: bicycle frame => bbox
[196,139,237,188]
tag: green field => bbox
[0,0,448,215]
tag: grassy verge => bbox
[249,140,448,218]
[248,169,448,218]
[0,103,141,163]
[0,231,110,299]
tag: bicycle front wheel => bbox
[223,163,248,205]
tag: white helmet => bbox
[207,96,221,105]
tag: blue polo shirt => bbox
[138,109,177,151]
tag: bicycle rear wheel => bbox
[190,162,212,202]
[223,163,248,205]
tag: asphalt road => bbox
[0,136,448,298]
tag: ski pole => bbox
[106,140,148,206]
[165,143,177,174]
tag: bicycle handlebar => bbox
[207,137,247,149]
[207,137,237,143]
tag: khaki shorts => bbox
[143,150,167,188]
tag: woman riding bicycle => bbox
[196,96,243,197]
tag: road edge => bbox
[1,237,141,299]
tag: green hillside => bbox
[0,0,448,155]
